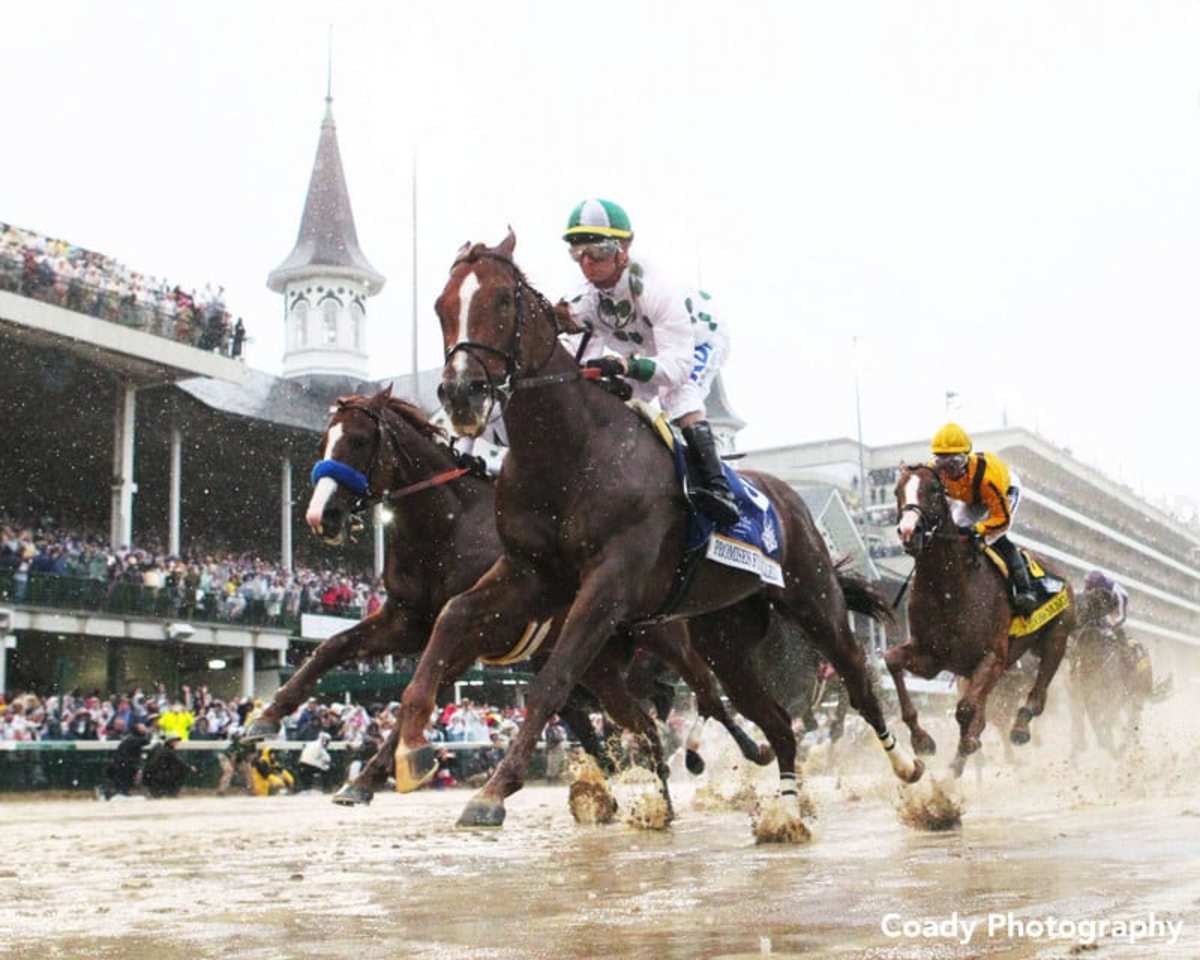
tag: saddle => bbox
[627,402,783,615]
[980,545,1070,637]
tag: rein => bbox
[444,251,614,403]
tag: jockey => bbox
[1082,569,1129,633]
[930,422,1039,616]
[557,198,739,527]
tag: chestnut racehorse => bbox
[391,231,921,831]
[247,389,770,804]
[887,463,1075,776]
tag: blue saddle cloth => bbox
[671,439,782,566]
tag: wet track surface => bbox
[3,732,1199,960]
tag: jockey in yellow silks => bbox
[930,423,1038,616]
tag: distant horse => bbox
[1068,590,1169,757]
[247,389,769,804]
[886,464,1075,776]
[390,230,919,831]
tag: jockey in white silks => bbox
[554,197,738,527]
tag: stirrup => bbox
[693,487,739,527]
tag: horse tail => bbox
[834,557,895,627]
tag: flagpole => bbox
[411,150,418,381]
[853,336,866,510]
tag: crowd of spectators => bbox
[0,510,385,627]
[0,221,246,358]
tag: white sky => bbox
[3,1,1198,513]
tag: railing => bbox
[0,739,558,793]
[0,570,364,633]
[0,252,246,358]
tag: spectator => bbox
[297,732,333,792]
[142,733,193,798]
[97,721,150,800]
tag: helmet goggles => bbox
[567,237,621,263]
[933,453,968,477]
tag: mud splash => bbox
[895,776,964,831]
[751,797,813,845]
[566,752,617,825]
[612,766,672,831]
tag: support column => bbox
[110,380,137,550]
[281,456,293,573]
[373,504,385,579]
[242,646,256,700]
[168,427,182,556]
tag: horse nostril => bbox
[436,382,449,404]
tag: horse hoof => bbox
[754,744,776,766]
[1010,727,1031,746]
[912,732,937,756]
[905,758,926,785]
[242,719,280,743]
[456,797,506,829]
[685,749,706,776]
[331,783,373,806]
[393,744,438,793]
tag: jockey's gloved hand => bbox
[598,377,633,402]
[584,356,627,378]
[956,524,981,542]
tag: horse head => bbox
[305,385,449,544]
[894,463,951,557]
[433,229,563,437]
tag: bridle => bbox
[897,465,953,555]
[310,401,480,521]
[441,249,598,417]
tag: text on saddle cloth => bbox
[625,399,783,588]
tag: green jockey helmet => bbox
[563,198,633,241]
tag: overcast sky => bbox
[3,1,1198,513]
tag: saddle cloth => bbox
[628,401,783,588]
[981,545,1071,637]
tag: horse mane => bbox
[383,397,448,443]
[334,392,448,444]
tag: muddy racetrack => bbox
[3,708,1199,960]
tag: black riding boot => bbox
[681,421,740,527]
[993,535,1038,616]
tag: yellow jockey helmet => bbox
[931,422,972,455]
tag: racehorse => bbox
[887,464,1075,776]
[247,388,771,804]
[1068,590,1169,757]
[390,230,921,830]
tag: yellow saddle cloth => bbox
[981,545,1071,638]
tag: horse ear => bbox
[497,226,516,258]
[456,240,471,257]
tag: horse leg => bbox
[882,642,939,757]
[248,603,420,740]
[394,557,554,796]
[558,691,614,774]
[333,643,479,806]
[579,647,675,822]
[456,553,647,828]
[690,600,808,822]
[951,650,1006,778]
[1011,622,1068,745]
[638,621,773,770]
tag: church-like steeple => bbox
[267,97,385,294]
[268,74,384,383]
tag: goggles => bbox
[567,239,620,263]
[932,454,968,476]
